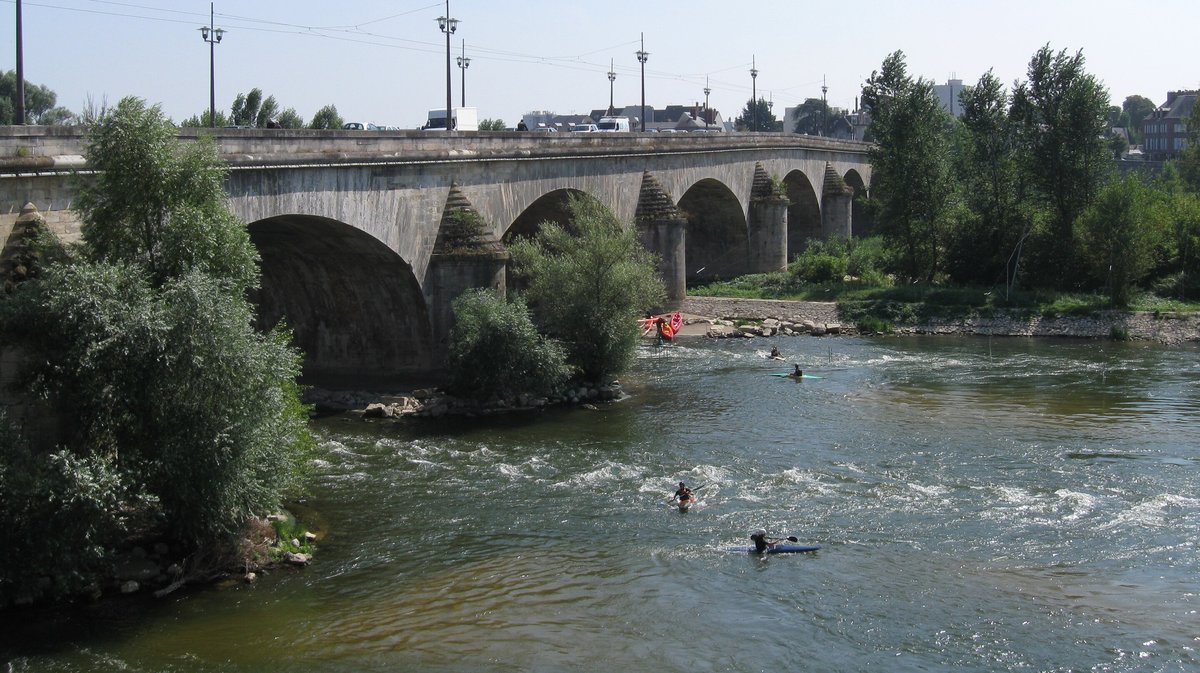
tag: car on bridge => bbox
[571,123,599,133]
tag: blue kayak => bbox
[727,544,821,554]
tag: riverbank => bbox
[680,297,1200,345]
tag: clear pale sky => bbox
[3,0,1198,128]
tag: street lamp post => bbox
[821,76,828,136]
[636,33,649,132]
[197,2,225,128]
[456,39,470,107]
[607,59,617,116]
[750,56,758,132]
[703,76,711,128]
[436,1,459,130]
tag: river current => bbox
[4,335,1199,672]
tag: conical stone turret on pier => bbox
[423,183,510,366]
[634,171,687,309]
[748,163,790,273]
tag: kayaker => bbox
[791,364,803,378]
[770,346,781,359]
[750,529,784,553]
[671,481,694,504]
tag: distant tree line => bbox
[856,45,1200,306]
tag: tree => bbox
[508,195,665,382]
[1075,174,1167,306]
[861,51,955,281]
[179,109,230,128]
[230,88,263,127]
[0,96,313,567]
[478,118,507,130]
[309,104,343,130]
[277,107,305,129]
[0,70,75,125]
[736,97,781,132]
[446,289,569,399]
[1122,94,1157,143]
[1178,100,1200,192]
[791,97,840,135]
[947,70,1030,286]
[255,95,280,128]
[1010,45,1111,285]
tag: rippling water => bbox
[4,336,1199,672]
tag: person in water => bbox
[671,481,694,504]
[770,346,781,359]
[750,529,784,553]
[791,364,803,377]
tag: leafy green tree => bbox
[508,195,665,382]
[277,107,305,129]
[791,97,842,135]
[230,88,263,127]
[74,98,258,290]
[478,118,507,130]
[1122,94,1157,143]
[947,70,1030,286]
[736,97,781,132]
[0,96,313,562]
[446,289,569,399]
[179,109,230,128]
[309,104,343,130]
[1075,174,1167,306]
[862,51,954,281]
[1178,100,1200,192]
[0,70,75,124]
[1010,45,1112,285]
[256,95,280,128]
[1168,191,1200,298]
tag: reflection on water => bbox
[3,336,1198,673]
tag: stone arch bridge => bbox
[0,127,870,383]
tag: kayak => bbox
[769,373,823,380]
[727,544,821,554]
[675,498,699,512]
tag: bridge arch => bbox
[844,169,873,238]
[679,178,748,282]
[783,170,821,259]
[247,214,434,383]
[503,188,596,241]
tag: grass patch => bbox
[270,514,314,557]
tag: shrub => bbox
[447,289,569,400]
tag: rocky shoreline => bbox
[681,297,1200,345]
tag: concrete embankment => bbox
[680,296,1200,345]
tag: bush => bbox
[509,195,665,382]
[447,289,569,400]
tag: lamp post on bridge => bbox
[197,2,225,128]
[456,39,470,107]
[750,56,758,132]
[607,59,617,116]
[821,76,828,137]
[636,33,649,132]
[703,76,711,128]
[436,1,459,130]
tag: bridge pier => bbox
[634,172,687,309]
[747,163,790,273]
[423,185,510,367]
[820,162,854,239]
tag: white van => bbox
[596,116,631,132]
[423,107,479,131]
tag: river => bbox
[3,335,1198,672]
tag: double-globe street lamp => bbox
[750,56,758,133]
[607,59,617,116]
[636,33,648,132]
[703,76,711,128]
[436,1,459,130]
[198,2,225,128]
[456,40,470,107]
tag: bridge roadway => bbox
[0,127,871,382]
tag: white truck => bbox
[423,107,479,131]
[596,116,631,132]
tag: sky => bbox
[3,0,1199,128]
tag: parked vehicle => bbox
[571,123,599,133]
[532,126,558,133]
[423,107,479,131]
[596,116,631,132]
[342,122,381,131]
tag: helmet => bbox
[752,529,767,538]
